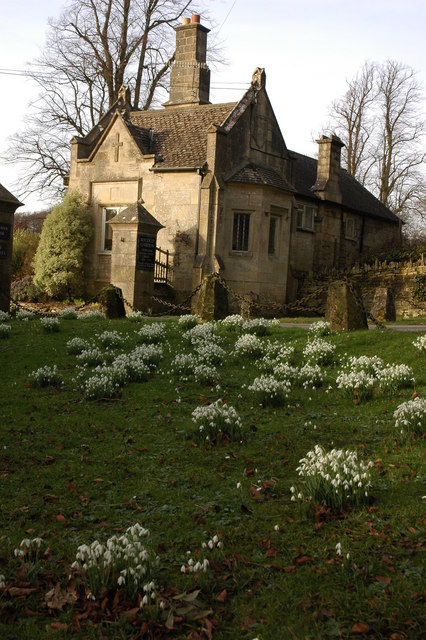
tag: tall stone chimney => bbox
[312,134,344,203]
[165,14,210,107]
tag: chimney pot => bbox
[182,17,190,25]
[191,13,200,23]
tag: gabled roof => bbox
[127,103,237,169]
[108,202,163,228]
[0,183,23,206]
[225,162,293,192]
[289,151,399,223]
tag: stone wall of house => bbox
[69,116,202,299]
[289,203,401,296]
[216,183,293,309]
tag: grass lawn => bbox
[0,314,424,639]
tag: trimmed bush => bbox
[33,190,93,299]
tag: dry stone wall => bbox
[295,259,426,319]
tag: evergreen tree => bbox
[34,190,93,299]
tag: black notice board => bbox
[136,235,156,271]
[0,242,8,259]
[0,223,11,241]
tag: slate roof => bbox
[108,202,163,227]
[225,162,294,193]
[289,151,399,224]
[0,183,23,206]
[127,102,237,169]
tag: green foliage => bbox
[33,190,93,299]
[12,229,40,278]
[10,275,47,302]
[412,271,426,301]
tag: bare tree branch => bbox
[329,60,426,227]
[3,0,218,200]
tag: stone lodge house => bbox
[68,14,401,310]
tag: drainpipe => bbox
[359,213,365,256]
[194,168,203,256]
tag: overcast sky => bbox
[1,0,425,211]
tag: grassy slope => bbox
[0,318,424,639]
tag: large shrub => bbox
[33,191,93,299]
[12,229,40,278]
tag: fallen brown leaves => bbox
[45,583,77,611]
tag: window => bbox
[345,217,356,240]
[101,207,121,252]
[297,205,315,231]
[232,212,250,251]
[268,215,280,255]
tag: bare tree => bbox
[329,60,426,223]
[373,61,426,216]
[330,62,377,185]
[4,0,214,200]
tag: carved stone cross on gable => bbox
[112,133,123,162]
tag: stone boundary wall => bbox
[296,258,426,318]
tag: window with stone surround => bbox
[232,212,250,251]
[268,214,279,255]
[296,204,316,231]
[345,217,356,240]
[101,207,121,252]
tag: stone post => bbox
[193,273,228,321]
[0,185,23,312]
[370,287,396,322]
[107,203,163,312]
[325,280,368,331]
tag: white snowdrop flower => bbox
[274,525,280,532]
[290,486,295,493]
[236,482,241,489]
[335,542,342,556]
[346,553,350,560]
[142,595,148,606]
[202,542,207,549]
[160,601,165,609]
[117,576,125,586]
[297,492,303,500]
[180,565,186,573]
[208,541,214,549]
[291,495,296,502]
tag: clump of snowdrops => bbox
[192,399,243,444]
[177,314,199,331]
[136,322,167,344]
[59,307,78,320]
[29,365,63,388]
[303,337,336,366]
[233,333,264,359]
[393,396,426,440]
[0,323,11,338]
[247,374,291,407]
[308,320,332,336]
[70,523,160,602]
[413,334,426,354]
[40,316,60,333]
[291,445,374,511]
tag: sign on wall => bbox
[0,223,11,240]
[136,235,156,271]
